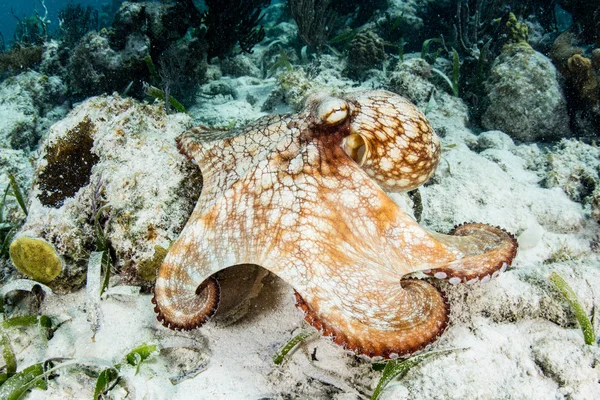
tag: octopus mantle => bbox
[152,90,518,359]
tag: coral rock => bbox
[17,94,201,291]
[347,31,385,80]
[481,44,570,142]
[0,71,68,150]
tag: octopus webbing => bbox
[152,90,518,359]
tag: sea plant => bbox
[0,336,158,398]
[272,330,459,399]
[267,48,294,78]
[36,118,99,208]
[548,271,596,345]
[11,0,50,46]
[421,38,443,65]
[371,348,458,400]
[289,0,335,54]
[431,48,461,97]
[0,288,54,397]
[143,83,187,114]
[1,174,29,261]
[376,12,406,45]
[0,354,156,400]
[7,175,27,217]
[86,205,113,338]
[0,45,43,76]
[273,330,316,365]
[57,3,99,47]
[328,29,359,52]
[202,0,271,59]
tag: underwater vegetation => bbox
[0,0,594,136]
[36,118,98,208]
[0,45,43,77]
[11,1,50,46]
[289,0,336,53]
[57,3,99,47]
[201,0,271,59]
[2,0,272,105]
[1,0,600,398]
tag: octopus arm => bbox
[423,224,518,284]
[152,213,226,330]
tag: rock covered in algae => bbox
[0,70,68,150]
[9,237,63,284]
[14,94,201,291]
[481,44,570,142]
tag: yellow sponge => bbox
[9,237,63,284]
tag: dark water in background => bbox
[1,0,105,45]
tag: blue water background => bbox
[1,0,105,45]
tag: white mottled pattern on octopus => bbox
[153,90,518,359]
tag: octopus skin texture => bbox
[152,90,518,359]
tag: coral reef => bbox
[387,57,435,105]
[39,40,69,77]
[220,54,262,78]
[64,1,207,103]
[154,39,208,106]
[346,31,385,80]
[505,12,529,46]
[549,31,600,137]
[386,56,471,136]
[110,1,193,56]
[14,94,201,291]
[481,44,570,142]
[0,71,68,150]
[566,54,598,104]
[67,30,148,100]
[262,54,355,113]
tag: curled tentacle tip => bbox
[424,223,517,283]
[152,276,221,331]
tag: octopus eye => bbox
[341,133,369,166]
[316,97,349,127]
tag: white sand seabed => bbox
[4,74,600,399]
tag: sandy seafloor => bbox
[1,50,600,400]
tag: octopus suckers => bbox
[434,272,448,279]
[153,90,519,360]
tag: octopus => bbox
[152,90,518,359]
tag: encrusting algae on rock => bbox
[9,236,63,284]
[8,93,202,291]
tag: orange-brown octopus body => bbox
[152,90,518,359]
